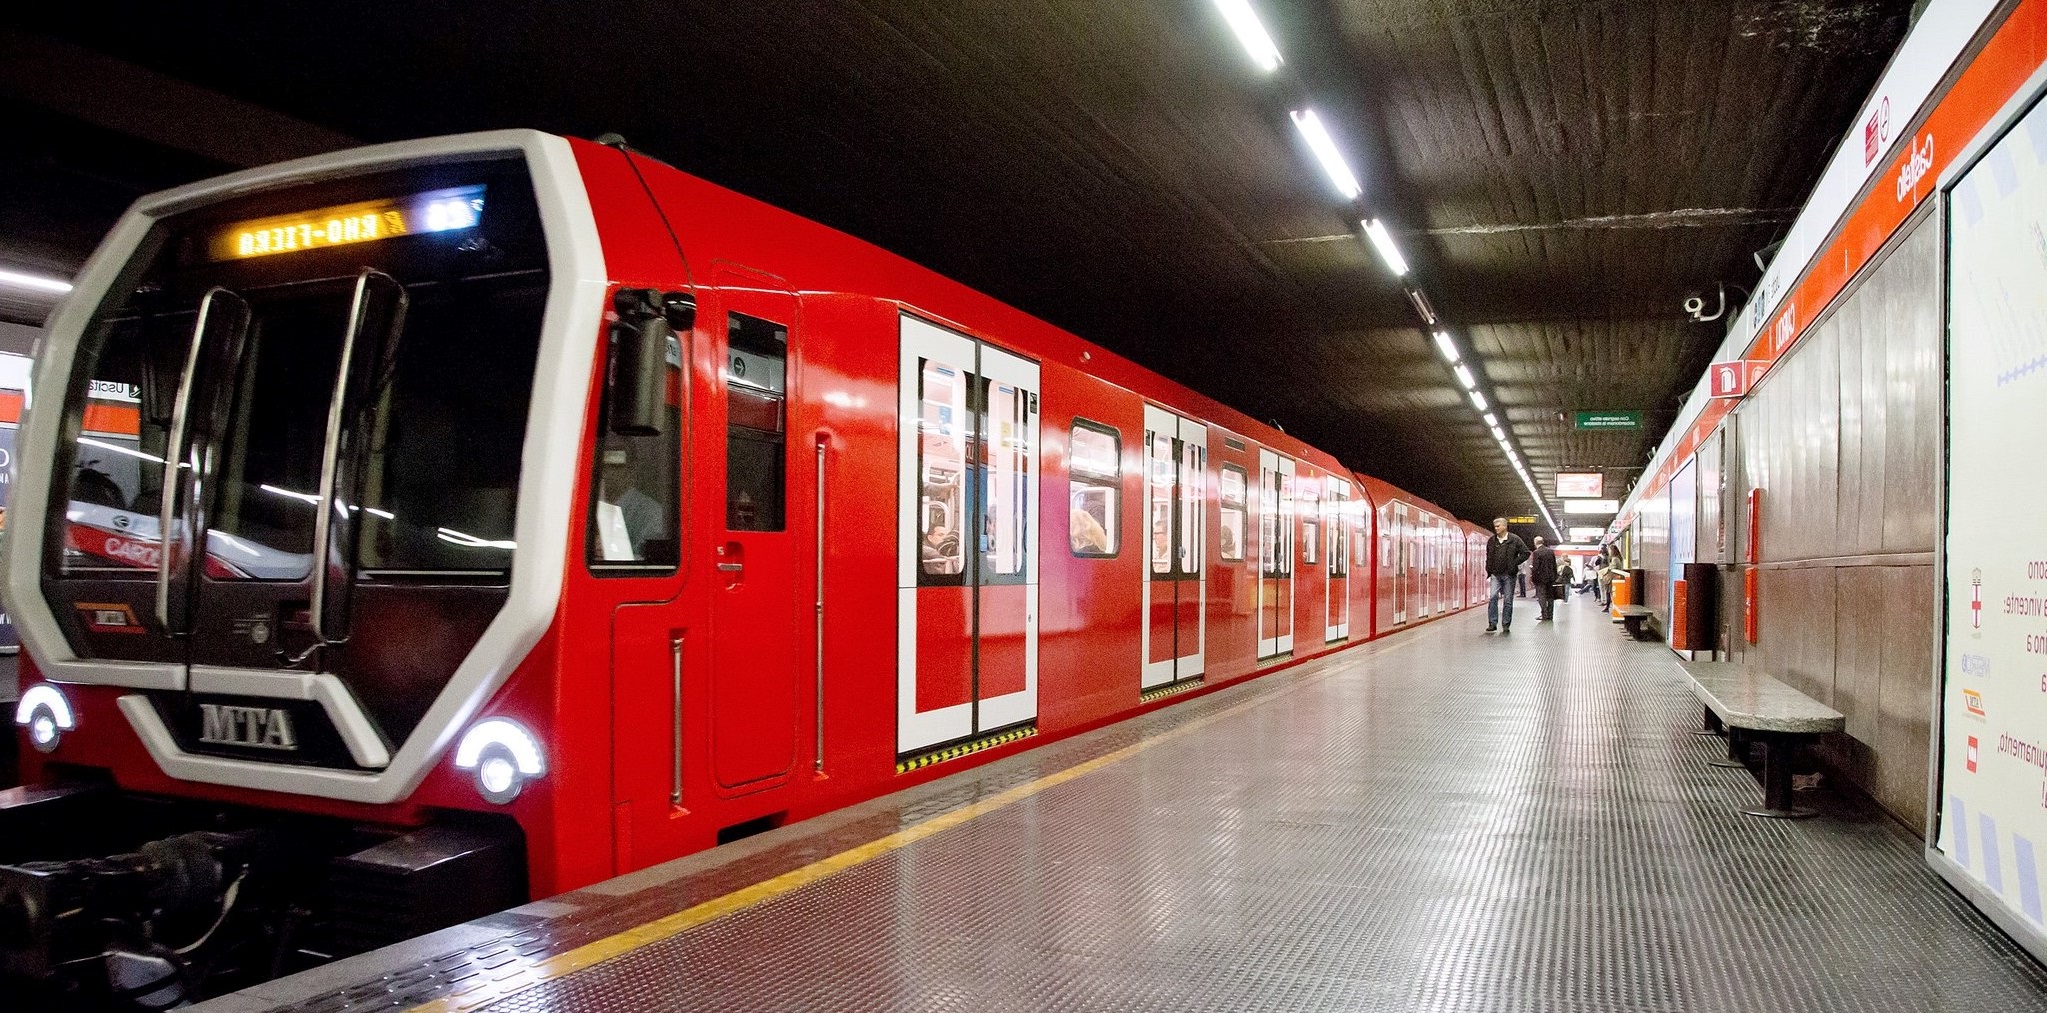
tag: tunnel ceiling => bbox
[5,0,1914,527]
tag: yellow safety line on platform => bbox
[408,619,1453,1013]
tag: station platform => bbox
[196,595,2047,1013]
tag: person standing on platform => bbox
[1531,536,1560,622]
[1485,517,1530,634]
[1598,543,1620,607]
[1559,557,1576,599]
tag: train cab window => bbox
[724,312,788,532]
[1218,465,1247,562]
[1068,418,1120,557]
[918,360,967,581]
[589,318,684,569]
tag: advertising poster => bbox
[1941,94,2047,931]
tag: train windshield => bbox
[50,160,547,585]
[40,155,552,747]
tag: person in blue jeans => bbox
[1484,516,1531,633]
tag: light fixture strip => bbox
[1362,218,1408,276]
[1212,0,1284,72]
[1289,109,1362,200]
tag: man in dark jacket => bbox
[1530,536,1560,621]
[1484,517,1531,633]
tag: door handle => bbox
[716,562,744,573]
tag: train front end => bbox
[0,131,607,1007]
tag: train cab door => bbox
[1256,449,1294,658]
[1324,482,1349,642]
[1141,405,1205,689]
[705,270,799,793]
[898,314,1040,755]
[1390,502,1409,625]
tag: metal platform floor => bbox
[201,595,2047,1013]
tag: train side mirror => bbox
[609,288,681,437]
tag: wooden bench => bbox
[1613,604,1655,640]
[1678,660,1844,819]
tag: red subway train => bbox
[1,130,1485,1005]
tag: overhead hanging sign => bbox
[1569,526,1607,542]
[1506,515,1537,525]
[1562,499,1620,515]
[1556,472,1603,497]
[1573,411,1641,430]
[1709,359,1767,399]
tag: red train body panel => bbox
[5,132,1483,956]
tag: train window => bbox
[1260,469,1294,579]
[1178,438,1203,576]
[1301,487,1319,566]
[1328,490,1347,578]
[1147,432,1174,576]
[589,309,685,570]
[359,275,549,574]
[981,380,1032,581]
[917,360,967,582]
[725,312,788,532]
[1218,465,1247,562]
[1068,418,1119,557]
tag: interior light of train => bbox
[1289,109,1361,200]
[454,718,545,805]
[213,184,486,261]
[15,684,76,754]
[1362,218,1407,275]
[1432,330,1459,364]
[1212,0,1282,72]
[1453,364,1476,390]
[1470,390,1487,411]
[0,268,74,294]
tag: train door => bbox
[1256,449,1294,658]
[1325,482,1349,641]
[1141,405,1205,689]
[706,272,799,792]
[897,314,1040,754]
[1390,501,1409,625]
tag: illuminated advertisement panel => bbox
[1940,92,2047,938]
[1556,472,1603,498]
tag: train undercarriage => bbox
[0,770,525,1010]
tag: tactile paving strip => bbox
[260,602,2047,1012]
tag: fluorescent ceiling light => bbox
[1432,330,1459,363]
[1489,425,1505,441]
[1470,390,1488,411]
[1481,412,1497,427]
[1212,0,1283,72]
[1289,109,1361,200]
[1362,218,1407,276]
[1453,364,1476,390]
[0,268,73,295]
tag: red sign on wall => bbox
[1708,360,1765,399]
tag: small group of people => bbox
[1482,517,1584,632]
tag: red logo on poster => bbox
[1968,735,1980,773]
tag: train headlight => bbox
[453,718,544,804]
[14,684,77,754]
